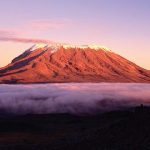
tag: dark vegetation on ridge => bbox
[0,105,150,150]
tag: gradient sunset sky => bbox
[0,0,149,69]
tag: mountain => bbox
[0,44,150,83]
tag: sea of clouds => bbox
[0,83,150,115]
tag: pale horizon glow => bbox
[0,0,150,69]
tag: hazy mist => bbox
[0,83,150,115]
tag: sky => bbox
[0,0,149,69]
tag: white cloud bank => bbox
[0,83,150,115]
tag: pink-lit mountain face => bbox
[0,44,150,83]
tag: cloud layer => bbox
[0,29,54,44]
[0,19,71,44]
[0,37,55,44]
[0,83,150,115]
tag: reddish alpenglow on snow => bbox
[0,44,150,83]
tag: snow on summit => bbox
[61,44,111,51]
[29,43,48,51]
[28,43,111,52]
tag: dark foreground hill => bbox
[0,106,150,150]
[0,44,150,83]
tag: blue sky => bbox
[0,0,150,69]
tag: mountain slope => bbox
[0,44,150,83]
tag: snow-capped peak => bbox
[28,43,111,53]
[87,45,110,51]
[29,43,48,51]
[59,44,111,51]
